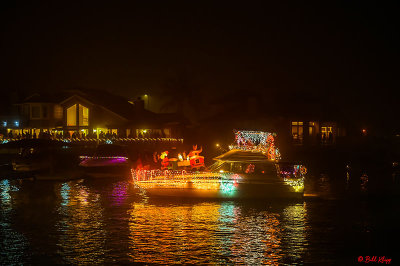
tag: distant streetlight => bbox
[143,94,149,109]
[362,129,367,136]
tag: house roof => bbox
[64,89,141,120]
[20,92,72,103]
[21,89,145,120]
[20,89,188,127]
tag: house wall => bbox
[61,96,128,135]
[18,103,63,129]
[284,119,346,147]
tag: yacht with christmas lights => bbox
[132,130,306,199]
[79,144,131,178]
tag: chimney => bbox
[134,97,145,110]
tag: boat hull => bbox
[136,182,303,199]
[79,157,131,178]
[80,165,131,178]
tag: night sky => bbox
[1,2,399,121]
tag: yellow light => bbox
[292,185,304,192]
[219,170,224,173]
[216,143,220,147]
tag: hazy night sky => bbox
[0,2,398,116]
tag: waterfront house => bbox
[7,89,185,140]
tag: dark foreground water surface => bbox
[1,175,399,265]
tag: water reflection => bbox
[281,203,307,262]
[110,181,129,206]
[1,179,311,264]
[0,179,28,264]
[0,179,12,207]
[127,200,306,264]
[56,181,106,265]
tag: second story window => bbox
[30,104,49,119]
[291,122,304,142]
[321,126,333,143]
[309,122,315,136]
[31,106,41,119]
[67,104,77,126]
[79,105,89,126]
[66,104,89,127]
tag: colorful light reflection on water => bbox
[0,178,398,264]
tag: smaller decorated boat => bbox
[79,144,131,178]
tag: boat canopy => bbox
[213,149,273,163]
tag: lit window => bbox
[321,126,333,142]
[78,105,89,126]
[291,122,303,126]
[309,121,316,136]
[67,104,77,126]
[291,121,304,140]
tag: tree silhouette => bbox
[160,71,203,123]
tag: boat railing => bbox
[131,169,241,183]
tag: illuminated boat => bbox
[79,144,131,178]
[132,131,306,199]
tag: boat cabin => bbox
[210,149,277,176]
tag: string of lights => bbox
[229,130,281,160]
[1,137,184,145]
[79,156,128,160]
[132,169,241,192]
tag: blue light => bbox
[220,180,236,194]
[0,179,11,202]
[14,121,19,127]
[60,183,70,206]
[2,121,6,127]
[105,139,113,144]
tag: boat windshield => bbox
[217,162,276,175]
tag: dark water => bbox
[1,174,399,265]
